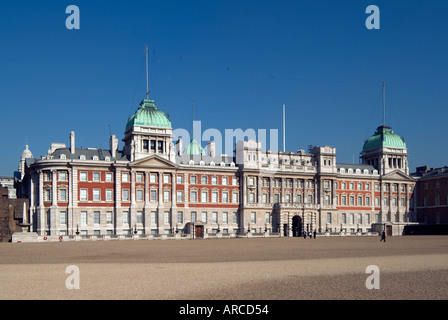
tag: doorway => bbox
[292,216,302,237]
[195,225,204,238]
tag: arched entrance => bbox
[292,215,302,237]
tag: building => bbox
[0,187,29,242]
[14,97,417,242]
[412,166,448,225]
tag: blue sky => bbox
[1,0,447,176]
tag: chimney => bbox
[207,141,216,157]
[110,135,118,158]
[177,138,183,156]
[70,131,75,154]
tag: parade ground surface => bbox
[0,235,447,300]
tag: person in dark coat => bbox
[313,230,316,239]
[303,231,307,239]
[380,230,386,242]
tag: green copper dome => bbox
[362,126,406,152]
[184,139,205,155]
[125,99,171,131]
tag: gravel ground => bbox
[0,235,447,300]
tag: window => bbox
[324,180,329,188]
[201,191,208,203]
[274,194,279,204]
[366,196,371,206]
[349,196,354,206]
[122,172,129,182]
[401,198,405,206]
[222,192,229,203]
[307,195,313,204]
[80,189,88,201]
[222,177,228,185]
[265,212,270,223]
[177,211,183,224]
[357,183,362,190]
[211,176,217,185]
[106,211,113,224]
[93,172,101,182]
[163,190,170,202]
[375,184,379,191]
[366,214,370,225]
[249,193,255,203]
[341,195,347,206]
[392,198,397,207]
[60,211,67,224]
[212,192,218,203]
[350,214,354,224]
[191,212,197,223]
[384,197,389,206]
[81,211,87,225]
[249,177,255,186]
[262,194,267,204]
[202,212,207,223]
[285,194,291,203]
[201,176,208,184]
[341,182,346,190]
[191,175,197,184]
[59,172,67,181]
[375,197,380,207]
[223,212,228,224]
[342,213,347,224]
[324,195,330,205]
[365,183,370,191]
[212,212,218,223]
[150,211,156,224]
[136,189,143,201]
[190,191,198,202]
[177,175,183,184]
[163,175,170,184]
[123,211,129,224]
[177,190,184,202]
[251,212,256,224]
[122,189,130,201]
[327,212,332,224]
[150,174,156,183]
[358,214,362,224]
[136,173,143,183]
[233,212,238,224]
[80,172,88,181]
[59,189,67,202]
[357,196,363,206]
[105,173,113,182]
[349,183,354,190]
[137,211,143,224]
[143,139,149,152]
[232,193,238,203]
[94,211,100,224]
[375,214,380,223]
[297,194,302,203]
[150,189,157,202]
[232,177,238,186]
[93,189,101,201]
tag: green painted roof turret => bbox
[362,125,406,152]
[125,99,171,131]
[183,139,205,155]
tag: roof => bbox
[125,99,171,131]
[42,148,129,162]
[362,125,406,152]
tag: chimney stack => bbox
[110,134,118,158]
[207,141,216,157]
[70,131,75,154]
[177,138,183,156]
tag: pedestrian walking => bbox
[308,231,312,239]
[380,230,386,242]
[313,230,316,239]
[303,232,307,239]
